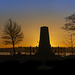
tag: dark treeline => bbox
[0,46,75,54]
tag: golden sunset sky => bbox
[0,0,75,48]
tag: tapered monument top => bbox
[41,26,48,28]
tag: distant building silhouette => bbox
[39,26,53,56]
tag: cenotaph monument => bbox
[39,26,53,56]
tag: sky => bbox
[0,0,75,48]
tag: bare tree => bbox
[62,13,75,31]
[62,13,75,54]
[2,19,24,55]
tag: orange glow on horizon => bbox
[0,13,72,48]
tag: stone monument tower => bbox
[39,26,52,56]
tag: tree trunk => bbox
[72,47,73,55]
[71,34,73,55]
[12,41,15,55]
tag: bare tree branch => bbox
[62,13,75,31]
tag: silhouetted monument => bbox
[39,26,53,56]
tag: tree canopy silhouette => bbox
[2,19,24,55]
[62,13,75,31]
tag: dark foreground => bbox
[0,55,75,74]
